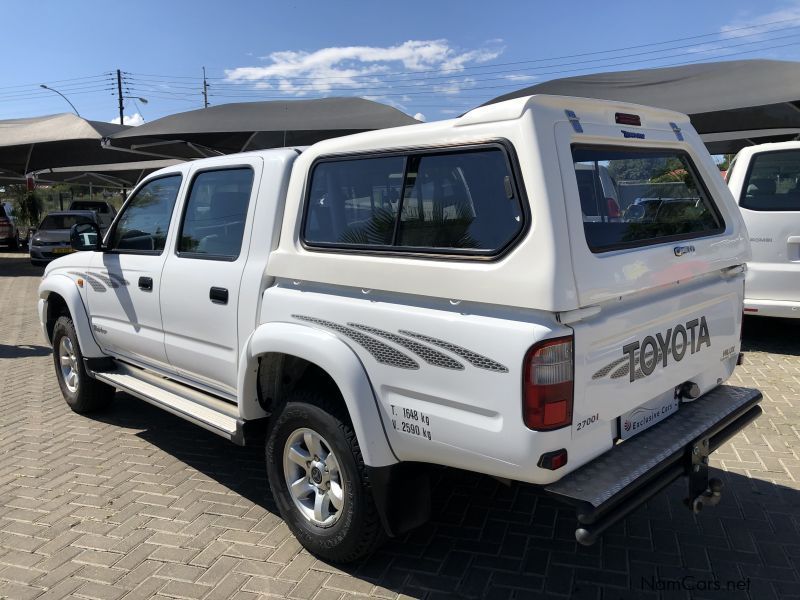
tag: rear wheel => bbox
[265,392,385,562]
[52,315,115,413]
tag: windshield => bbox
[740,149,800,211]
[572,146,724,252]
[39,214,94,230]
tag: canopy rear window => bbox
[740,149,800,211]
[571,146,724,253]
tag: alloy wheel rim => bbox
[283,427,345,527]
[58,336,79,393]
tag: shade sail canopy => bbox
[0,113,144,174]
[105,97,421,159]
[483,59,800,154]
[34,159,182,188]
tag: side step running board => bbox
[93,362,246,445]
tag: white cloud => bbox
[504,74,537,83]
[413,112,426,122]
[720,3,800,39]
[225,39,504,96]
[110,113,144,126]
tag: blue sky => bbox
[3,0,800,124]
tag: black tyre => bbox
[52,315,115,413]
[266,391,385,562]
[9,235,18,250]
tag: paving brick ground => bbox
[0,250,798,600]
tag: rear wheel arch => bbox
[239,322,397,468]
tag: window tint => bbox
[110,175,182,253]
[398,150,522,250]
[178,168,254,258]
[304,147,523,255]
[740,150,800,211]
[39,214,94,230]
[305,156,403,246]
[572,146,724,252]
[71,201,110,214]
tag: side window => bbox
[740,150,800,211]
[303,146,524,255]
[398,150,521,250]
[305,156,403,246]
[178,168,254,259]
[110,175,182,253]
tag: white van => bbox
[727,141,800,317]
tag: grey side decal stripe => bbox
[293,315,419,370]
[398,330,509,373]
[348,323,464,371]
[68,271,106,293]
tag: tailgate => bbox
[571,271,744,440]
[551,114,750,440]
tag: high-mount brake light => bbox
[523,336,574,430]
[615,112,641,126]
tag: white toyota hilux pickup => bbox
[38,95,762,562]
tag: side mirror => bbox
[70,222,102,251]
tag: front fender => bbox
[38,274,104,358]
[238,321,397,467]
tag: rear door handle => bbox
[138,276,153,291]
[209,287,229,305]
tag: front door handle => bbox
[210,287,229,304]
[138,276,153,291]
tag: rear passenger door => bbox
[160,158,262,397]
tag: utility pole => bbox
[202,66,209,108]
[117,69,124,124]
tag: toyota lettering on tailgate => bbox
[621,316,711,383]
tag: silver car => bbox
[29,210,99,266]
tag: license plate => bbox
[53,247,74,254]
[620,391,679,440]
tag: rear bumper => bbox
[744,298,800,318]
[545,385,762,545]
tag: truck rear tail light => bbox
[523,336,574,431]
[606,197,621,218]
[615,112,641,126]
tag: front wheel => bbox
[52,315,115,413]
[265,392,385,562]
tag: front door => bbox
[87,174,184,371]
[160,159,261,396]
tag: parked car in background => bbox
[0,202,20,249]
[727,141,800,318]
[68,200,117,231]
[29,210,99,266]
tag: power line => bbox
[128,15,800,85]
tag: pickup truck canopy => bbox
[483,59,800,154]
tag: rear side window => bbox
[572,146,724,252]
[178,168,254,259]
[303,146,524,256]
[740,149,800,211]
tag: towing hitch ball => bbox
[686,477,723,514]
